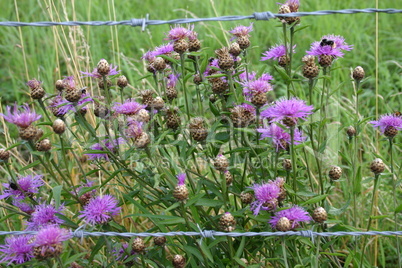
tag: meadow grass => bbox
[0,0,401,267]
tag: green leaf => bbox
[300,194,328,206]
[52,185,63,208]
[89,236,106,262]
[195,198,223,208]
[328,198,350,216]
[19,160,40,171]
[395,203,402,213]
[370,215,389,220]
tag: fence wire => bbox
[0,8,400,31]
[0,7,401,241]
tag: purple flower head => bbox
[79,194,121,225]
[166,25,191,41]
[26,204,65,230]
[278,0,299,11]
[86,138,125,161]
[154,43,174,56]
[63,76,76,89]
[188,29,198,41]
[1,103,42,128]
[229,23,253,38]
[125,119,144,139]
[177,173,186,186]
[166,73,180,88]
[239,103,256,115]
[203,59,220,77]
[49,95,73,117]
[142,50,156,62]
[33,225,71,253]
[370,114,402,134]
[250,181,281,215]
[269,206,311,230]
[261,97,313,125]
[26,79,42,90]
[0,174,44,200]
[261,44,296,61]
[81,64,120,79]
[12,199,34,214]
[113,99,147,115]
[114,242,137,263]
[257,124,305,151]
[306,34,353,59]
[241,76,273,97]
[0,235,34,264]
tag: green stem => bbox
[281,237,289,268]
[390,138,401,268]
[38,98,52,122]
[180,53,190,120]
[290,126,297,199]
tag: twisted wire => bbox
[0,8,400,28]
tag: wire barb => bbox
[0,8,400,27]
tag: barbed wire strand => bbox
[0,8,400,31]
[0,229,401,240]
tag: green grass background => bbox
[0,0,401,108]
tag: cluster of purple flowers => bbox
[239,71,274,98]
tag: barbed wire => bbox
[1,229,402,241]
[0,8,400,31]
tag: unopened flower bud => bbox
[370,158,385,174]
[53,119,66,135]
[97,59,110,76]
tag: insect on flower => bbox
[320,38,336,49]
[393,111,401,117]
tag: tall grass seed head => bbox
[370,158,385,174]
[312,207,328,223]
[33,225,71,260]
[219,212,236,232]
[328,165,342,180]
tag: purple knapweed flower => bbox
[166,73,180,89]
[240,75,273,97]
[12,199,34,214]
[26,204,65,230]
[26,79,42,90]
[257,124,306,151]
[125,119,144,139]
[86,138,125,161]
[370,114,402,136]
[153,43,175,56]
[49,95,73,117]
[0,175,44,200]
[269,206,311,230]
[177,173,186,186]
[33,225,71,259]
[1,104,41,128]
[114,242,137,264]
[142,50,156,62]
[278,0,300,11]
[261,44,296,61]
[81,64,120,79]
[113,99,147,115]
[0,235,34,264]
[306,34,353,59]
[229,23,253,39]
[261,97,313,126]
[166,25,191,41]
[250,181,281,215]
[62,76,76,89]
[79,194,121,225]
